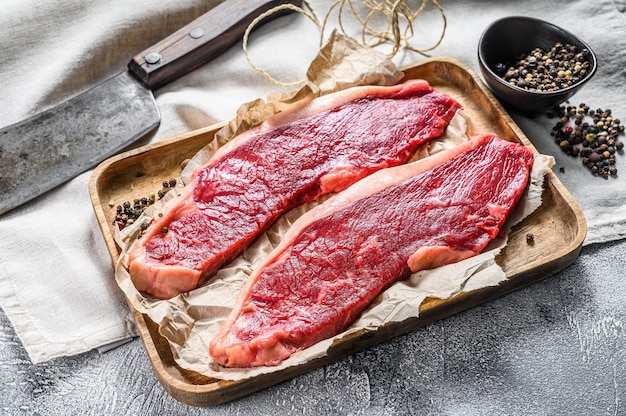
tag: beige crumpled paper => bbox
[114,31,553,381]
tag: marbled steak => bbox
[128,80,461,299]
[209,134,534,367]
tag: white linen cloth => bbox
[0,0,625,363]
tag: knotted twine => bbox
[243,0,447,86]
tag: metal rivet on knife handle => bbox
[145,52,162,65]
[189,28,204,39]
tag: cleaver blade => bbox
[0,72,159,216]
[0,0,301,216]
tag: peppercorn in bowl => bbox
[478,16,597,113]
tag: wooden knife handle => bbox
[128,0,303,90]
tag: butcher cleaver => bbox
[0,0,301,215]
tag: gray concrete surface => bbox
[2,1,626,414]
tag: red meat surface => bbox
[128,80,461,299]
[209,134,535,367]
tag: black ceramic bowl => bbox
[478,16,597,113]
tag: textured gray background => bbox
[3,239,626,415]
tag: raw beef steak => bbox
[209,134,535,367]
[128,80,461,299]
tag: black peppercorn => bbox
[495,63,507,74]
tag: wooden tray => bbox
[89,57,587,406]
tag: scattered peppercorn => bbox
[111,177,182,231]
[526,233,535,244]
[495,42,593,93]
[549,102,624,177]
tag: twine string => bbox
[243,0,447,85]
